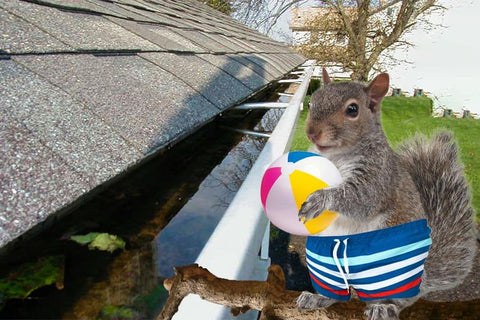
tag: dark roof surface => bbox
[0,0,306,248]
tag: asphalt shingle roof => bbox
[0,0,306,249]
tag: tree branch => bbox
[264,0,308,34]
[368,0,402,16]
[317,0,357,48]
[156,264,363,320]
[157,263,480,320]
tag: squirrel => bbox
[296,68,477,320]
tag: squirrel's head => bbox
[306,68,389,156]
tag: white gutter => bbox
[172,60,315,320]
[234,102,288,110]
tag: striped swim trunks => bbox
[306,219,431,301]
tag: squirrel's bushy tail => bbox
[398,131,477,291]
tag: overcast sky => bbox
[389,0,480,114]
[270,0,480,113]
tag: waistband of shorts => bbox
[307,219,430,244]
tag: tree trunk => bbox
[350,68,369,81]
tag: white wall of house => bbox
[292,31,311,46]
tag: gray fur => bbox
[295,291,336,309]
[398,131,477,292]
[296,73,477,319]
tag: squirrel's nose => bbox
[307,132,320,142]
[306,125,321,142]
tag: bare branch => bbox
[295,0,444,80]
[369,0,403,16]
[232,0,308,35]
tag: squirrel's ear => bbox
[322,68,332,85]
[366,73,389,112]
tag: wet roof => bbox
[0,0,306,249]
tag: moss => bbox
[98,305,137,320]
[0,255,64,301]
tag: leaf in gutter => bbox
[70,232,101,245]
[70,233,125,252]
[88,233,125,253]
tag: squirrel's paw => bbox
[296,291,335,310]
[364,303,399,320]
[298,191,325,222]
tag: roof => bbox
[0,0,306,249]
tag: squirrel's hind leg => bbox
[364,297,418,320]
[296,291,337,310]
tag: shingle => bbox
[13,54,220,153]
[211,34,249,53]
[112,0,210,31]
[0,8,70,54]
[250,54,285,78]
[230,37,263,52]
[282,53,306,68]
[176,11,228,32]
[18,0,126,17]
[160,0,250,36]
[113,3,187,27]
[88,0,159,22]
[198,54,267,91]
[1,0,161,52]
[106,17,202,52]
[0,60,141,185]
[228,54,276,82]
[157,0,188,13]
[253,42,274,52]
[129,0,183,18]
[140,52,253,110]
[172,30,234,53]
[267,54,292,74]
[0,111,89,247]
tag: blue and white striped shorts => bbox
[306,219,432,301]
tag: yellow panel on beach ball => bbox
[289,170,328,211]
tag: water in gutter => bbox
[0,83,294,319]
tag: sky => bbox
[388,0,480,114]
[269,0,480,114]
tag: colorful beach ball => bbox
[260,151,343,236]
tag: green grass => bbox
[290,98,311,152]
[291,96,480,219]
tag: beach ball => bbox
[260,151,343,236]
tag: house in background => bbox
[290,6,346,47]
[290,5,352,79]
[289,2,396,80]
[291,0,394,46]
[0,0,306,252]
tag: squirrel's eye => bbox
[346,103,359,118]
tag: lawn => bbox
[291,95,480,220]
